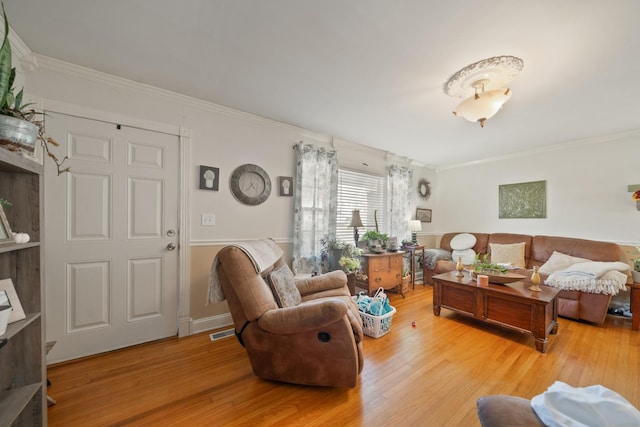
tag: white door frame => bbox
[37,97,193,338]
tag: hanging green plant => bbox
[0,3,68,174]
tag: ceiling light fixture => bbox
[444,56,523,128]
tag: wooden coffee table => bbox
[432,271,561,353]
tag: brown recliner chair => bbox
[216,245,364,387]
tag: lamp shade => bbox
[453,88,512,127]
[408,220,422,232]
[349,210,364,228]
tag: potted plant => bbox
[472,253,508,275]
[319,238,362,274]
[0,5,68,174]
[632,258,640,283]
[360,230,389,252]
[401,269,411,286]
[338,255,361,273]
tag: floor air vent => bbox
[209,328,235,342]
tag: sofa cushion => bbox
[450,233,477,251]
[531,235,620,265]
[266,265,301,307]
[489,242,526,267]
[538,251,591,275]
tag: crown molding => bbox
[7,26,31,62]
[34,54,331,142]
[191,237,293,247]
[32,96,182,137]
[437,128,640,172]
[2,24,36,73]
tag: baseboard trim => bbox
[191,313,234,335]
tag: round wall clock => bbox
[230,164,272,205]
[418,178,431,201]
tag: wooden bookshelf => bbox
[0,148,46,425]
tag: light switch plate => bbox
[201,213,216,226]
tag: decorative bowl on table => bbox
[468,269,526,284]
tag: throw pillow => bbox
[538,251,591,275]
[489,242,526,268]
[452,248,476,265]
[266,265,301,308]
[450,233,477,251]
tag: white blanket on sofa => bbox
[544,261,630,296]
[531,381,640,427]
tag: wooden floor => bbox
[47,285,640,427]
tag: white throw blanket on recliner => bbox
[544,261,630,295]
[207,239,283,304]
[531,381,640,427]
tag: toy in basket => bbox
[355,288,396,338]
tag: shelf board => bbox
[0,383,42,425]
[0,148,43,174]
[0,241,40,254]
[0,312,40,340]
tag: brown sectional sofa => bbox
[424,232,622,324]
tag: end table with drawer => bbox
[357,252,406,296]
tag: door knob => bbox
[167,243,176,251]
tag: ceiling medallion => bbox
[444,55,523,127]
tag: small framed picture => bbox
[0,278,26,323]
[0,290,10,308]
[278,176,293,197]
[199,165,219,191]
[416,208,432,223]
[0,205,14,245]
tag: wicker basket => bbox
[358,306,396,338]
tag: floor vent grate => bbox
[209,328,235,342]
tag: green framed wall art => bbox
[499,180,546,219]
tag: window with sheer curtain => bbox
[336,168,387,245]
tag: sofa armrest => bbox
[258,298,348,334]
[295,270,349,297]
[477,396,545,427]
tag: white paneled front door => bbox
[44,112,179,363]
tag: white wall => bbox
[25,57,436,244]
[24,55,639,328]
[435,132,640,245]
[23,56,436,325]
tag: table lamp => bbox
[408,220,421,245]
[349,210,364,247]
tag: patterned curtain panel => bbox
[292,143,338,274]
[387,165,413,242]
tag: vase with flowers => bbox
[633,190,640,211]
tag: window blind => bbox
[336,169,387,244]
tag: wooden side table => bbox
[402,245,425,289]
[631,282,639,331]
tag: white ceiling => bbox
[5,1,640,168]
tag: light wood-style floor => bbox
[47,285,639,426]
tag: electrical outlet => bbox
[201,213,216,226]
